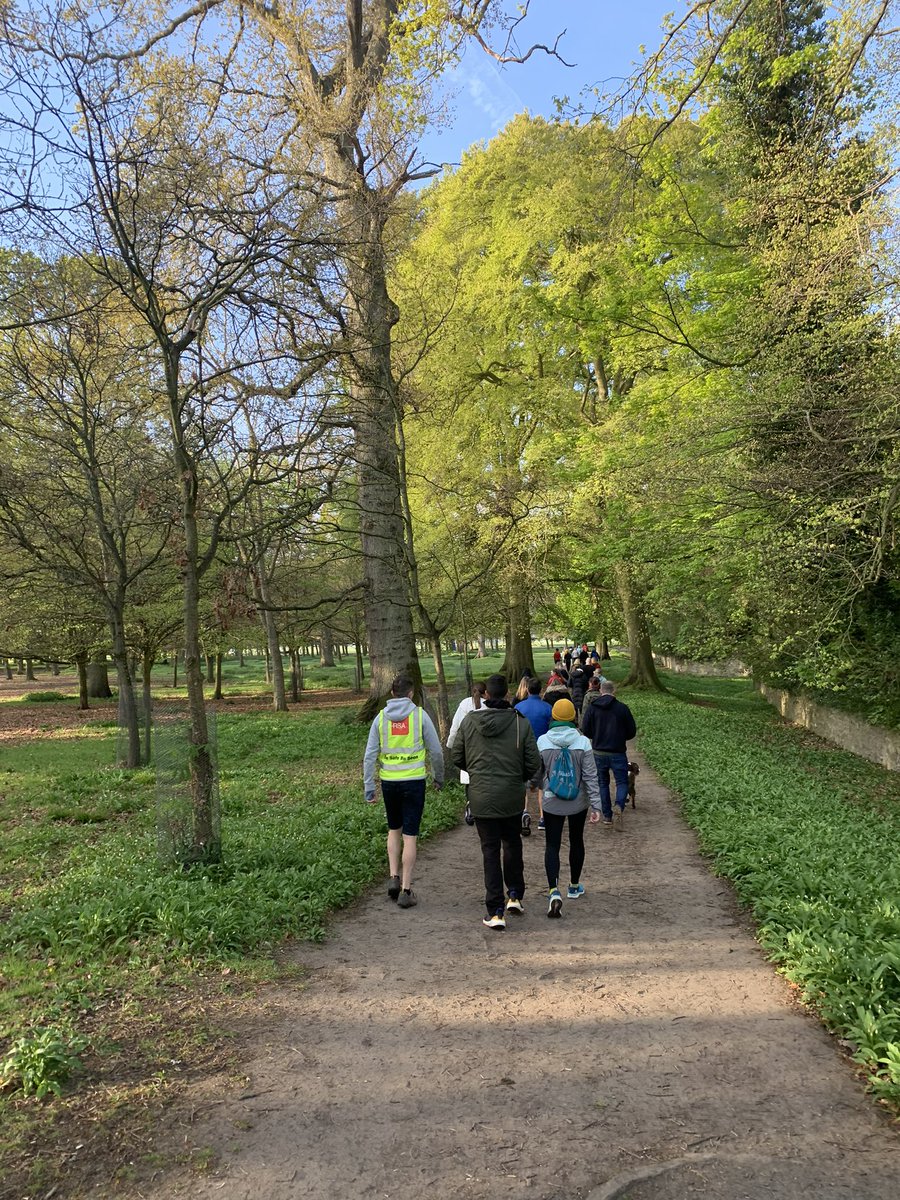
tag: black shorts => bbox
[381,778,427,836]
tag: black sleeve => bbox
[522,722,540,781]
[450,719,467,770]
[622,703,637,741]
[580,704,594,740]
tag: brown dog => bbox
[627,761,640,808]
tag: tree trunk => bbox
[429,634,451,741]
[167,354,219,865]
[239,648,244,667]
[615,563,665,690]
[289,648,300,703]
[324,154,422,721]
[142,649,154,764]
[75,652,89,710]
[477,632,486,658]
[601,636,611,660]
[213,652,223,700]
[87,655,112,698]
[52,662,60,676]
[25,657,36,681]
[16,658,24,675]
[205,653,215,684]
[109,604,141,769]
[4,659,12,680]
[258,595,287,712]
[172,649,179,688]
[319,624,335,667]
[501,591,535,683]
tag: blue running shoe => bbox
[567,883,585,900]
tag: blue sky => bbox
[417,0,678,169]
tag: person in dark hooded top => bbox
[569,660,590,720]
[451,673,540,930]
[580,679,637,830]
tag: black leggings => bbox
[543,808,588,890]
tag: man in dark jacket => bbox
[569,661,590,721]
[451,673,540,930]
[580,680,637,831]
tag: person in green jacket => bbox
[450,673,540,930]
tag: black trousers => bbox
[543,808,589,890]
[474,814,525,915]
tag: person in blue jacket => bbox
[515,677,553,833]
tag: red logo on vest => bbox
[390,718,410,736]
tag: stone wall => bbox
[758,685,900,773]
[651,655,899,772]
[654,654,751,678]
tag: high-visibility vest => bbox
[379,707,427,780]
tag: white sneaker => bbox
[483,912,506,930]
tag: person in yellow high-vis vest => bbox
[363,674,444,908]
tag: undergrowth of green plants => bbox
[628,670,900,1112]
[0,708,462,1103]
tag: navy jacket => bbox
[580,693,637,754]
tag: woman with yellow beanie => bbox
[536,698,602,918]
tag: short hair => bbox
[527,676,542,695]
[485,673,508,699]
[391,674,415,697]
[600,680,616,694]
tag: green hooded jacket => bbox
[450,703,540,819]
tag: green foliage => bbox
[0,1027,87,1099]
[1,713,461,961]
[630,671,900,1108]
[20,691,70,704]
[0,707,463,1105]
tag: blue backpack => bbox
[547,747,580,800]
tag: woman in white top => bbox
[447,682,487,786]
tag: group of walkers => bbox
[363,652,637,931]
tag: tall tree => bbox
[0,256,175,764]
[0,15,330,858]
[179,0,565,715]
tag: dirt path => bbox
[146,755,899,1199]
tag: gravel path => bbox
[148,754,900,1199]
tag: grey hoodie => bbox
[363,697,444,793]
[536,723,601,816]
